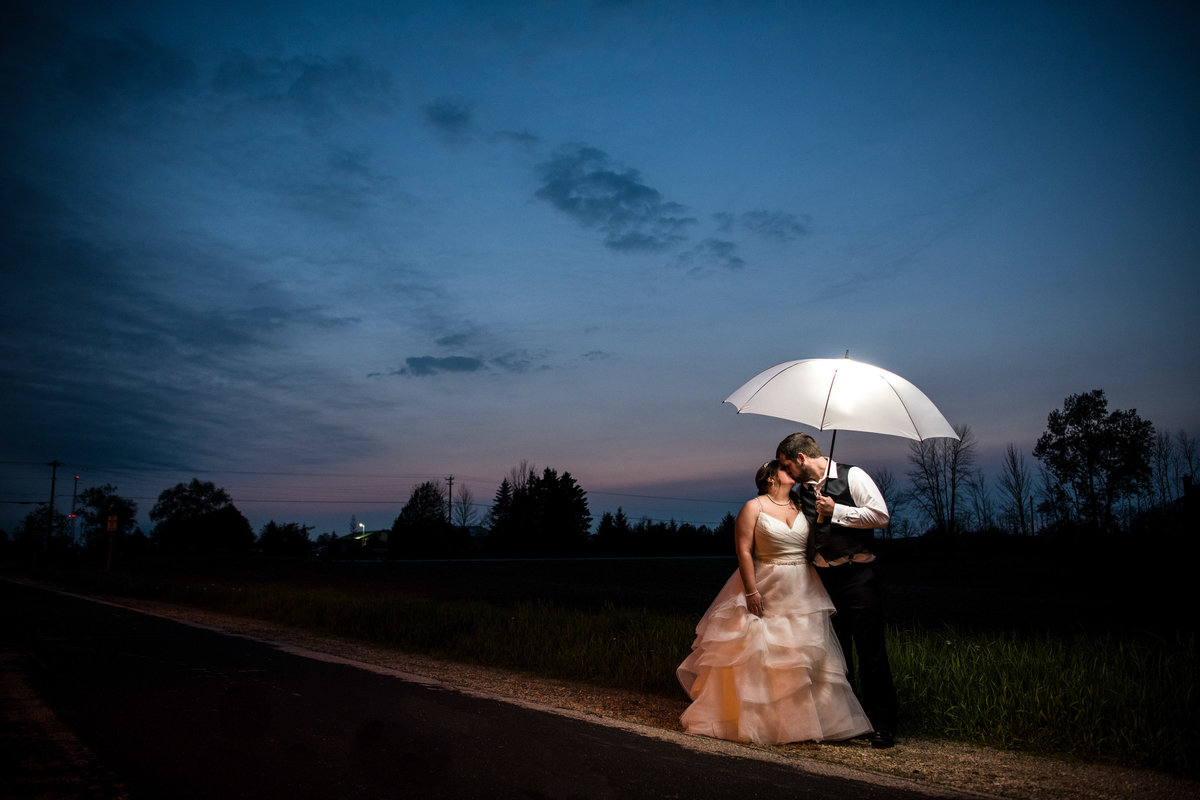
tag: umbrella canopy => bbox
[724,357,959,442]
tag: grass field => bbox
[29,551,1200,777]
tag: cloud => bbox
[676,237,745,274]
[435,332,474,348]
[534,143,696,252]
[398,356,487,376]
[489,350,547,373]
[712,210,810,242]
[422,96,476,143]
[491,129,540,149]
[740,209,810,241]
[213,51,394,120]
[383,346,550,378]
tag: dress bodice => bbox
[753,509,809,563]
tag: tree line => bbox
[888,389,1195,542]
[3,389,1194,563]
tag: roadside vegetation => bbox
[29,552,1198,779]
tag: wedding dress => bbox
[676,507,873,744]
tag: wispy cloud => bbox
[534,143,696,252]
[422,96,476,144]
[382,347,549,378]
[213,51,394,121]
[740,210,810,241]
[676,237,745,274]
[399,355,486,376]
[714,210,810,241]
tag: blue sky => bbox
[3,0,1198,536]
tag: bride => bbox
[676,460,872,744]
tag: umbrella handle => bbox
[816,430,836,523]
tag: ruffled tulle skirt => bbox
[676,562,873,744]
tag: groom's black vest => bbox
[800,463,877,562]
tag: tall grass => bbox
[161,579,695,695]
[891,627,1198,775]
[42,565,1199,776]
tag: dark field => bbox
[80,530,1195,639]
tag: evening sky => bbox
[2,0,1197,535]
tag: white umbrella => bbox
[724,357,959,459]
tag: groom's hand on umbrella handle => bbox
[814,491,834,522]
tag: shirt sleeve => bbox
[830,465,890,530]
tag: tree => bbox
[997,443,1033,535]
[258,521,314,558]
[150,478,253,555]
[76,484,139,557]
[453,484,477,528]
[531,467,592,554]
[390,480,458,558]
[488,478,514,534]
[13,504,72,557]
[1032,389,1155,533]
[873,468,905,539]
[965,470,996,533]
[592,507,636,555]
[485,464,591,556]
[1177,431,1197,484]
[906,423,976,535]
[1151,431,1177,508]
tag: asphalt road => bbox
[1,580,971,799]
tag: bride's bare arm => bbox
[734,501,763,616]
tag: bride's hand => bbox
[747,593,764,617]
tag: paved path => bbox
[1,580,981,799]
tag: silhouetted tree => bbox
[1150,431,1177,508]
[488,478,514,532]
[453,484,477,528]
[76,484,138,556]
[965,469,996,532]
[715,512,735,541]
[997,443,1033,535]
[1177,431,1197,483]
[486,464,591,556]
[13,504,72,558]
[258,521,314,558]
[390,480,460,558]
[906,423,976,535]
[150,478,253,555]
[592,507,635,554]
[873,468,905,539]
[532,467,591,554]
[1033,390,1154,533]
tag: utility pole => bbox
[47,460,62,549]
[70,474,79,542]
[445,475,454,523]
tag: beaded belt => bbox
[759,557,808,566]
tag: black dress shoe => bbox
[869,730,894,749]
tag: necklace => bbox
[764,493,792,507]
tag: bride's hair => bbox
[755,460,781,494]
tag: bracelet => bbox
[745,590,760,597]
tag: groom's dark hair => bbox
[777,432,822,461]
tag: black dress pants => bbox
[816,562,898,732]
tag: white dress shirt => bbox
[821,461,890,530]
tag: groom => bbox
[776,432,898,749]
